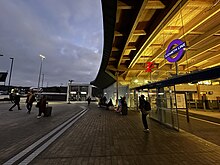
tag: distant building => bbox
[67,83,103,102]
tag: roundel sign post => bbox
[164,39,186,63]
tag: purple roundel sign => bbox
[164,39,186,63]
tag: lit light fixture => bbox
[148,92,156,95]
[134,79,138,83]
[39,54,46,59]
[198,80,211,85]
[212,82,219,85]
[37,54,46,92]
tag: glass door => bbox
[148,86,179,131]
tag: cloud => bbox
[0,0,103,87]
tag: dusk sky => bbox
[0,0,103,87]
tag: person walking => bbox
[26,90,36,114]
[139,95,151,132]
[9,89,15,103]
[37,95,47,119]
[9,90,21,111]
[87,96,91,106]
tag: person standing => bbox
[37,95,47,119]
[9,90,21,111]
[26,90,36,114]
[121,96,128,115]
[139,95,151,132]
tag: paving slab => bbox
[30,104,220,165]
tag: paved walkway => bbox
[30,104,220,165]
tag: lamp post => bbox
[41,73,44,88]
[37,54,45,92]
[0,55,5,86]
[67,80,74,104]
[8,57,14,93]
[0,55,3,85]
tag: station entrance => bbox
[66,83,92,102]
[134,66,220,131]
[138,86,180,131]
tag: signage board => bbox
[0,72,8,82]
[145,62,154,72]
[164,39,186,62]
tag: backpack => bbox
[139,99,144,109]
[144,100,151,111]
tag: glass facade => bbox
[69,85,89,101]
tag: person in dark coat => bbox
[26,90,36,114]
[9,92,15,103]
[121,96,128,115]
[37,95,47,119]
[107,98,114,110]
[139,95,150,132]
[87,96,91,105]
[9,90,21,111]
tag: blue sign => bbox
[164,39,186,62]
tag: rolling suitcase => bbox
[44,106,52,117]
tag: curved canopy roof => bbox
[91,0,220,89]
[90,0,117,89]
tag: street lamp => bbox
[41,73,44,88]
[8,57,14,93]
[67,80,74,104]
[37,54,45,92]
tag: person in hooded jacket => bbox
[9,90,21,111]
[139,95,151,132]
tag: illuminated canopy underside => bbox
[91,0,220,89]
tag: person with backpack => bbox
[139,95,151,132]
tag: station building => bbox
[91,0,220,130]
[66,82,102,102]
